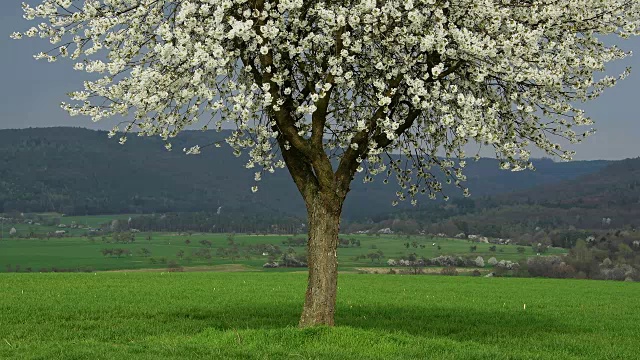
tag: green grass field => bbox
[0,231,566,272]
[1,213,136,237]
[0,272,638,359]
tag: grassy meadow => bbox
[0,231,566,272]
[0,272,638,359]
[1,213,136,236]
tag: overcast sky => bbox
[0,2,638,160]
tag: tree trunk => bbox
[299,191,343,327]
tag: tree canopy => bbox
[14,0,639,202]
[15,0,640,327]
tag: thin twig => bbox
[233,328,243,345]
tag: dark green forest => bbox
[0,127,612,221]
[358,157,640,236]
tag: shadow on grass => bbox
[159,302,573,341]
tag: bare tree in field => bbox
[15,0,639,326]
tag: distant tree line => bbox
[0,128,617,221]
[128,212,305,234]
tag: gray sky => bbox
[0,2,638,160]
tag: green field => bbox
[1,213,136,237]
[0,272,638,359]
[0,231,566,272]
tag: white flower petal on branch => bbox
[14,0,640,200]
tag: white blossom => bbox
[14,0,639,201]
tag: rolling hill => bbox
[0,127,611,219]
[381,157,640,235]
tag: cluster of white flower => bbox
[14,0,639,201]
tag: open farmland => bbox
[0,230,565,273]
[0,272,638,359]
[1,213,136,237]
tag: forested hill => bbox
[375,157,640,235]
[502,156,640,229]
[0,127,610,219]
[498,157,640,208]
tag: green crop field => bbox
[1,213,136,237]
[0,231,565,273]
[0,273,638,359]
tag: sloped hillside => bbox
[0,127,609,219]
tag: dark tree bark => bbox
[299,190,343,327]
[272,95,417,327]
[273,125,354,327]
[238,3,416,327]
[246,21,421,326]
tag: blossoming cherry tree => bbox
[15,0,640,326]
